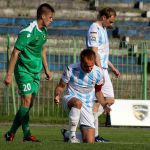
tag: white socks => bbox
[69,107,81,138]
[93,112,99,137]
[93,105,104,137]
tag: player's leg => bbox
[62,96,82,143]
[61,104,95,143]
[93,101,109,142]
[80,104,95,143]
[22,109,30,139]
[93,102,101,138]
[4,72,40,142]
[68,98,82,143]
[102,69,115,127]
[4,72,32,141]
[93,69,114,142]
[22,96,35,141]
[4,94,31,141]
[22,73,40,142]
[80,125,95,143]
[105,98,114,126]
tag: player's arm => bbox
[4,48,21,85]
[42,46,52,80]
[95,84,111,113]
[91,47,102,68]
[108,60,121,78]
[54,79,67,104]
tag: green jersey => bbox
[15,20,48,73]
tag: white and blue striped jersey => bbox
[86,22,109,68]
[62,62,104,108]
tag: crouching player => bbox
[54,49,110,143]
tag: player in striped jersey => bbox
[54,49,110,143]
[86,7,121,142]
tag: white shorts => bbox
[62,95,95,128]
[102,69,114,98]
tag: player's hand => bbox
[102,76,105,85]
[103,105,111,114]
[4,74,12,86]
[54,95,60,105]
[112,68,121,78]
[45,70,52,80]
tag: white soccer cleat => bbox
[69,136,80,143]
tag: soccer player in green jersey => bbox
[4,3,55,142]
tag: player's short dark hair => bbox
[80,48,96,62]
[97,7,116,19]
[37,3,55,19]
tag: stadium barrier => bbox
[0,35,149,120]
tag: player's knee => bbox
[21,95,32,108]
[74,100,82,109]
[82,137,94,143]
[68,99,82,109]
[110,99,115,105]
[112,99,115,104]
[106,98,115,106]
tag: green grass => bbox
[1,125,150,150]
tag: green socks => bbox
[22,111,31,138]
[9,107,29,134]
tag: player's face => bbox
[81,58,95,73]
[42,11,54,27]
[103,15,116,28]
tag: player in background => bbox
[54,49,110,143]
[4,3,54,142]
[86,7,121,142]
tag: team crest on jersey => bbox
[90,32,97,42]
[132,104,148,121]
[42,34,46,39]
[27,33,31,38]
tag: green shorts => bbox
[14,71,41,96]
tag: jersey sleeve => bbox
[96,69,104,86]
[61,65,72,83]
[14,31,32,51]
[87,24,99,47]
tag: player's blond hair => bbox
[80,48,96,62]
[97,7,116,20]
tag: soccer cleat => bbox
[95,135,110,143]
[23,135,40,142]
[69,136,80,143]
[4,132,14,141]
[61,128,69,142]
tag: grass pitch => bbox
[0,125,150,150]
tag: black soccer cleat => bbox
[61,128,69,142]
[95,135,110,143]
